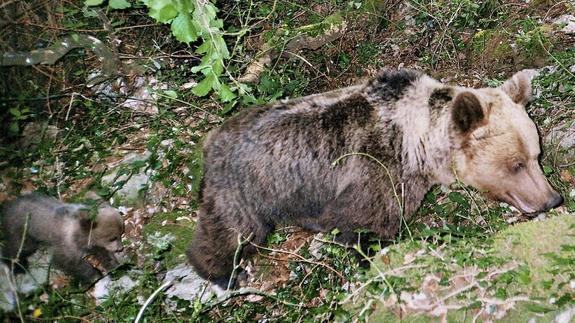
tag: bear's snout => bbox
[543,192,563,211]
[506,188,563,214]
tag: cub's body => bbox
[1,193,124,284]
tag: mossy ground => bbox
[362,214,575,322]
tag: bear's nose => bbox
[544,193,563,211]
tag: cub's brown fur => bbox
[0,193,124,284]
[187,69,562,287]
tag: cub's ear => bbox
[77,208,97,231]
[499,69,538,106]
[452,91,485,133]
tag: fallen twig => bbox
[250,241,346,281]
[201,287,306,314]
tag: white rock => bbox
[0,252,51,311]
[554,15,575,34]
[92,274,138,304]
[101,151,152,203]
[162,263,223,306]
[19,122,59,149]
[546,122,575,149]
[120,76,166,115]
[554,306,575,323]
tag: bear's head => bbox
[79,206,124,252]
[450,70,562,214]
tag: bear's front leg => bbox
[315,180,402,244]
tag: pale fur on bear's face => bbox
[453,70,562,213]
[86,207,124,252]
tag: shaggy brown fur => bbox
[187,69,562,287]
[0,193,124,284]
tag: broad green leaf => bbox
[211,59,224,76]
[219,100,238,115]
[82,7,99,18]
[212,18,224,29]
[516,266,532,285]
[8,122,19,134]
[241,93,257,105]
[142,0,178,23]
[203,3,217,18]
[524,303,555,313]
[543,165,554,175]
[9,108,20,117]
[237,82,251,96]
[218,83,236,102]
[85,0,104,6]
[163,90,178,99]
[190,64,211,74]
[448,191,468,206]
[131,160,147,169]
[109,0,131,9]
[192,74,216,97]
[195,41,211,55]
[171,13,198,44]
[259,74,279,94]
[213,36,229,58]
[140,0,231,100]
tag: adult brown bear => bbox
[187,69,562,287]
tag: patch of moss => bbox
[188,141,204,204]
[363,215,575,322]
[142,211,195,267]
[494,214,575,289]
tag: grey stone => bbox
[0,251,52,311]
[163,263,223,306]
[101,151,152,205]
[120,76,163,115]
[544,121,575,165]
[554,15,575,35]
[92,274,138,304]
[554,306,575,323]
[18,122,59,149]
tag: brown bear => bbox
[1,193,124,284]
[187,69,563,287]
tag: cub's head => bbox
[79,206,124,252]
[450,70,562,214]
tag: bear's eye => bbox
[511,162,525,173]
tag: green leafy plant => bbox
[140,0,235,102]
[7,105,32,135]
[84,0,132,10]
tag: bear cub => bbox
[0,193,124,284]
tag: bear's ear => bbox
[452,91,485,133]
[77,209,97,231]
[499,69,538,106]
